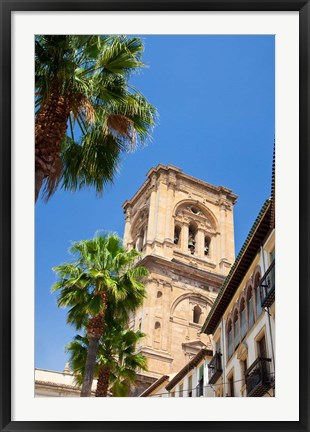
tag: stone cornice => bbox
[138,348,174,363]
[138,254,225,288]
[122,164,237,211]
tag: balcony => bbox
[245,357,273,397]
[259,260,275,308]
[208,352,222,385]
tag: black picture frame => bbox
[1,1,309,431]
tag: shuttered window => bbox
[248,291,254,329]
[240,300,246,339]
[234,314,239,348]
[227,321,233,358]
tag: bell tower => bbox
[123,164,237,379]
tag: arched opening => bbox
[193,305,202,324]
[174,225,181,245]
[254,272,262,318]
[135,228,145,252]
[240,298,246,340]
[154,321,161,346]
[227,319,233,358]
[247,287,255,329]
[190,206,200,215]
[204,236,210,256]
[188,222,197,255]
[233,309,239,349]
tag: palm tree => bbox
[35,35,156,202]
[96,307,147,397]
[66,324,147,397]
[52,232,147,397]
[109,328,147,397]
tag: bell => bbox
[188,239,195,247]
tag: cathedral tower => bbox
[123,164,237,380]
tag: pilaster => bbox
[181,222,189,253]
[196,228,205,257]
[146,176,157,243]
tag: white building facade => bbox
[202,199,275,397]
[35,366,97,397]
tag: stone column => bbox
[154,180,166,242]
[219,202,227,260]
[196,228,205,257]
[146,179,157,243]
[164,182,175,241]
[181,222,189,253]
[123,208,132,248]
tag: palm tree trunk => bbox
[80,336,100,397]
[35,82,71,201]
[80,292,108,397]
[95,365,111,397]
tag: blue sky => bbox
[35,35,274,371]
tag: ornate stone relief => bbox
[174,202,216,234]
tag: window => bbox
[188,375,192,397]
[170,391,175,397]
[233,310,239,349]
[156,291,162,299]
[154,321,161,346]
[204,236,210,256]
[193,305,202,324]
[254,273,262,318]
[227,320,233,358]
[240,298,246,339]
[227,374,234,397]
[247,288,255,329]
[174,225,181,245]
[257,334,267,358]
[188,223,197,254]
[215,337,221,353]
[136,229,145,251]
[257,334,269,377]
[179,382,184,397]
[197,365,204,396]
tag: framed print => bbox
[1,1,309,431]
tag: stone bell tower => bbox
[122,164,237,380]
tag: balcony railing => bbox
[259,260,275,308]
[245,357,273,397]
[208,352,223,385]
